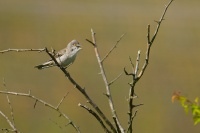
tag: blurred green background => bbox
[0,0,200,132]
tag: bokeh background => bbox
[0,0,200,132]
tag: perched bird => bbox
[34,40,82,70]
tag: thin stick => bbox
[56,92,69,109]
[150,0,174,45]
[3,78,16,128]
[0,48,45,54]
[138,0,174,79]
[0,110,19,133]
[101,33,126,62]
[134,50,141,79]
[126,1,174,132]
[78,103,111,133]
[88,28,124,133]
[0,90,80,133]
[108,72,123,86]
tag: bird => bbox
[34,40,82,70]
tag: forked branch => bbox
[78,103,111,133]
[0,90,80,133]
[87,29,124,133]
[0,110,19,133]
[125,0,174,132]
[44,48,116,133]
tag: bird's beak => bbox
[77,44,82,49]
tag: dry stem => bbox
[87,29,124,133]
[125,0,174,132]
[0,90,80,133]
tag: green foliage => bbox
[172,92,200,125]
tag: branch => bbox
[127,110,138,133]
[0,48,45,54]
[150,0,174,45]
[56,92,69,109]
[0,90,80,133]
[78,103,111,133]
[101,33,126,62]
[44,48,117,133]
[134,50,141,79]
[0,110,19,133]
[138,0,173,79]
[3,78,16,129]
[108,72,123,86]
[125,0,174,132]
[87,29,124,133]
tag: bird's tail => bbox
[34,64,46,70]
[34,61,55,70]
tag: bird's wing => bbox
[56,48,66,58]
[44,48,67,62]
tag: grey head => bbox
[66,40,82,56]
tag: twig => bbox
[125,1,174,132]
[127,110,138,133]
[150,0,174,45]
[108,72,123,86]
[0,110,19,133]
[0,90,80,133]
[129,56,134,72]
[134,50,141,79]
[78,103,111,133]
[87,28,124,133]
[3,78,16,129]
[44,48,117,133]
[138,0,173,79]
[0,48,45,54]
[56,92,69,109]
[49,118,66,133]
[101,33,126,62]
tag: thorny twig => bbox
[3,78,16,129]
[78,103,111,133]
[125,0,174,132]
[56,92,69,109]
[44,48,114,133]
[87,29,124,133]
[101,33,126,62]
[0,48,45,54]
[0,90,80,133]
[0,110,19,133]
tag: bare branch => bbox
[127,110,138,133]
[124,67,134,77]
[86,39,95,46]
[0,48,45,54]
[45,47,116,133]
[101,33,126,62]
[88,28,124,133]
[147,24,151,44]
[134,50,141,79]
[0,90,80,133]
[56,92,69,109]
[3,78,16,129]
[78,103,111,133]
[128,56,135,73]
[0,110,19,133]
[138,0,174,79]
[150,0,174,45]
[108,72,123,86]
[125,1,174,132]
[49,118,66,133]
